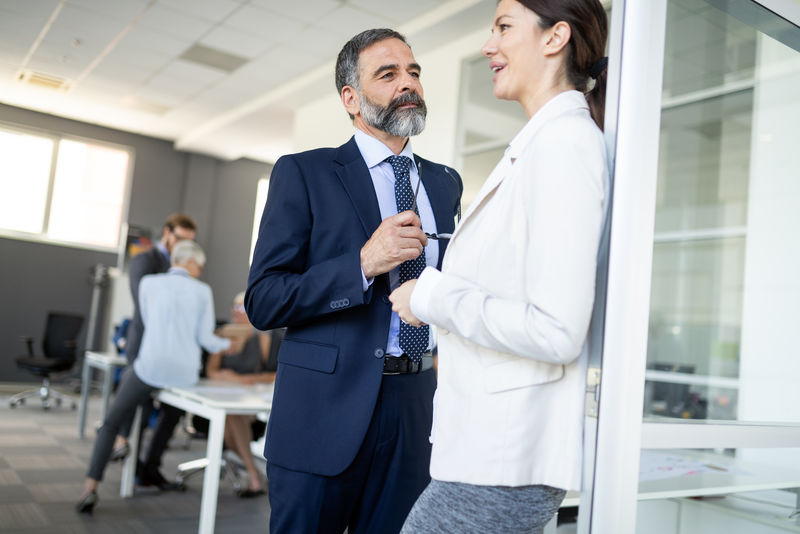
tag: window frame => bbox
[0,120,135,256]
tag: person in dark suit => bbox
[111,213,197,490]
[246,28,462,534]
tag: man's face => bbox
[352,38,427,137]
[163,225,196,253]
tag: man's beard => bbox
[359,91,427,137]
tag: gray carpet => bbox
[0,383,268,533]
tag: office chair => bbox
[9,311,84,410]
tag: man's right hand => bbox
[360,211,428,279]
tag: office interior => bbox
[1,0,799,533]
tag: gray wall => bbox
[0,104,271,382]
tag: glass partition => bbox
[645,0,800,425]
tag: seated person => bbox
[205,291,283,498]
[77,241,232,514]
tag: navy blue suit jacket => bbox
[245,136,462,477]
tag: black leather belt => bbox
[383,352,434,375]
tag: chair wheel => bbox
[56,398,62,406]
[71,403,77,410]
[9,402,16,409]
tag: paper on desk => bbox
[639,450,751,482]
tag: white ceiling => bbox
[0,0,493,163]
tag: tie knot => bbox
[386,155,412,177]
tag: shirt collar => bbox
[156,241,169,261]
[508,90,589,161]
[354,128,416,172]
[168,266,191,277]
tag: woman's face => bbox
[482,0,546,105]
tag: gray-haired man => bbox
[246,28,462,534]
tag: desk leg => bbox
[77,358,91,439]
[199,409,225,534]
[101,365,115,421]
[120,406,141,498]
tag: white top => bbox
[411,90,609,490]
[134,268,230,388]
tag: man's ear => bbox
[544,20,571,57]
[341,85,360,117]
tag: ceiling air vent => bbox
[16,70,71,91]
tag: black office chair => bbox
[9,312,84,410]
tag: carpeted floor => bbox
[0,383,268,534]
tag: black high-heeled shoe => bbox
[75,491,98,515]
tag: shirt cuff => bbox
[361,266,374,292]
[410,266,442,326]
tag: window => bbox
[0,125,132,250]
[249,177,270,264]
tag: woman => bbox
[390,0,609,531]
[205,291,282,497]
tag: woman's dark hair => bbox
[516,0,608,129]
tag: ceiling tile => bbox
[0,0,62,19]
[156,0,241,23]
[314,5,394,40]
[347,0,442,23]
[137,4,216,42]
[288,25,347,58]
[247,0,342,23]
[113,26,192,57]
[51,4,130,41]
[200,25,275,59]
[0,10,52,39]
[223,5,306,40]
[64,0,150,20]
[158,59,228,85]
[90,60,155,85]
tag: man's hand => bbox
[361,211,428,279]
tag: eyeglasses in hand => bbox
[411,162,456,241]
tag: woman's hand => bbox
[389,279,425,327]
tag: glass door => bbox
[583,1,800,533]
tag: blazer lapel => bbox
[415,156,454,266]
[334,137,383,239]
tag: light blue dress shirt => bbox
[133,267,231,388]
[354,129,437,356]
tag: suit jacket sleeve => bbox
[245,155,370,331]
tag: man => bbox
[77,240,230,514]
[112,213,198,489]
[246,29,462,534]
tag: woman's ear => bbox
[544,20,571,56]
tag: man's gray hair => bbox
[335,28,409,118]
[171,240,206,268]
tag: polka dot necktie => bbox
[387,155,429,364]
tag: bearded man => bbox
[246,28,463,534]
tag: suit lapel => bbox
[415,156,454,266]
[334,137,383,239]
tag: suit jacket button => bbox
[382,295,390,304]
[342,298,350,306]
[374,348,384,358]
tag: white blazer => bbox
[411,90,608,490]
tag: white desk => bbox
[543,450,800,533]
[77,350,128,438]
[121,380,273,534]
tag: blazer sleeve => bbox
[412,121,607,366]
[245,155,369,331]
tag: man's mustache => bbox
[388,92,426,113]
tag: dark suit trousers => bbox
[267,368,436,534]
